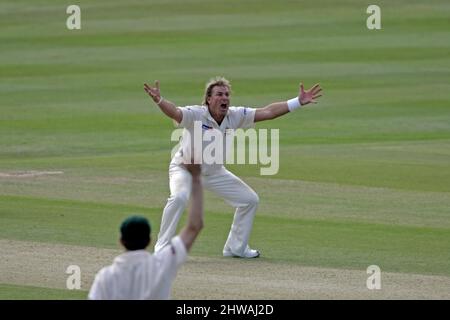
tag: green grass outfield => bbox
[1,0,449,299]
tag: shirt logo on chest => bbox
[201,124,213,130]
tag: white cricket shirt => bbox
[88,236,187,300]
[171,105,256,175]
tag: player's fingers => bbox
[184,163,201,175]
[155,80,160,91]
[313,94,322,99]
[312,88,322,96]
[144,87,156,98]
[144,86,152,94]
[310,83,320,92]
[300,82,304,93]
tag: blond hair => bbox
[202,76,231,106]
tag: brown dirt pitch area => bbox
[1,239,449,299]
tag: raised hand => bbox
[183,163,202,177]
[144,80,161,104]
[299,83,322,106]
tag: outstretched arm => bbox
[179,164,203,252]
[144,80,183,124]
[254,83,322,122]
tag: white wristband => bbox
[156,96,164,105]
[287,97,301,112]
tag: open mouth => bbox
[220,103,228,109]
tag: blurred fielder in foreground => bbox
[88,163,203,300]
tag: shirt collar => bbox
[114,250,150,266]
[204,106,229,128]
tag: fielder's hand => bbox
[299,83,322,105]
[183,163,201,177]
[144,80,162,104]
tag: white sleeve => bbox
[87,271,104,300]
[175,106,202,128]
[169,236,188,267]
[155,236,188,271]
[235,107,256,129]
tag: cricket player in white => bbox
[88,164,203,300]
[144,77,322,258]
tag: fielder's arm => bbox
[179,164,204,252]
[254,83,322,122]
[144,80,183,123]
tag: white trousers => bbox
[154,164,259,255]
